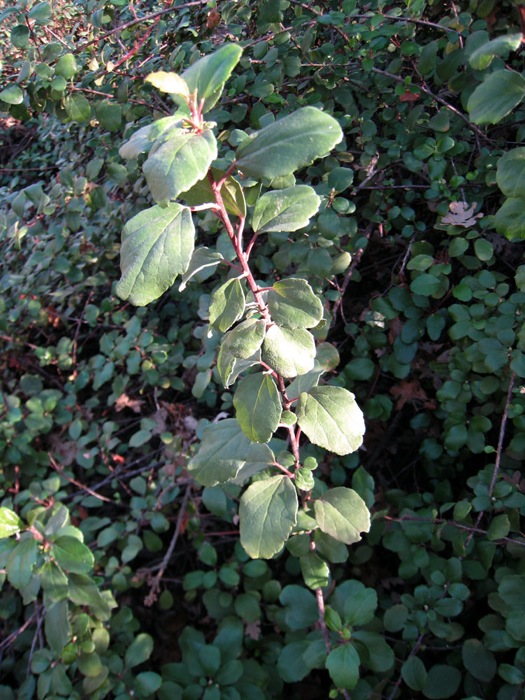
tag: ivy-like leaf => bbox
[209,278,246,332]
[236,107,343,180]
[143,128,217,202]
[183,168,247,218]
[467,70,525,125]
[251,186,321,233]
[117,203,195,306]
[314,487,370,545]
[267,278,323,329]
[182,43,243,113]
[234,373,282,443]
[239,475,298,559]
[262,325,316,378]
[178,247,224,291]
[296,386,365,455]
[188,418,273,486]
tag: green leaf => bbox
[119,116,182,160]
[221,319,266,360]
[216,344,261,390]
[234,373,282,443]
[353,630,395,673]
[467,70,525,125]
[240,476,298,558]
[0,506,23,537]
[497,147,525,198]
[125,633,154,668]
[495,197,525,241]
[183,168,246,218]
[296,386,365,455]
[117,203,195,306]
[45,600,71,655]
[135,672,163,696]
[314,487,370,545]
[267,278,323,329]
[68,573,111,619]
[327,167,354,192]
[28,2,52,23]
[143,128,217,202]
[95,101,122,132]
[40,562,68,603]
[0,85,23,105]
[6,537,38,589]
[251,186,320,233]
[181,43,243,113]
[51,536,94,574]
[236,107,343,180]
[339,581,377,626]
[326,644,360,690]
[146,71,190,98]
[55,53,78,79]
[300,551,330,590]
[423,665,461,699]
[209,278,246,332]
[188,418,273,486]
[487,513,510,541]
[64,93,91,123]
[469,33,522,70]
[401,656,427,691]
[410,273,441,296]
[262,325,315,377]
[179,247,224,290]
[462,639,496,682]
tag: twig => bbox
[387,633,425,700]
[49,453,115,504]
[0,611,37,655]
[143,484,191,606]
[331,224,374,322]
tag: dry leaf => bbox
[115,393,144,413]
[440,201,483,228]
[390,379,432,410]
[245,620,261,640]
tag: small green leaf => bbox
[327,167,354,192]
[135,672,163,696]
[119,116,182,160]
[182,43,243,113]
[183,168,246,218]
[487,513,510,541]
[423,665,461,699]
[51,536,94,574]
[267,278,323,329]
[45,600,71,655]
[497,148,525,198]
[125,633,154,669]
[40,562,68,603]
[179,247,224,290]
[209,278,245,332]
[146,71,190,98]
[6,537,38,589]
[28,2,52,23]
[143,128,217,202]
[216,344,261,390]
[221,318,266,359]
[340,581,377,626]
[0,507,24,537]
[117,203,195,306]
[402,656,427,691]
[68,573,111,619]
[95,101,122,132]
[55,53,78,79]
[240,475,298,559]
[188,418,273,486]
[314,487,370,545]
[300,551,330,590]
[251,186,320,233]
[262,325,316,377]
[64,93,91,123]
[236,106,343,180]
[353,630,395,672]
[234,373,282,443]
[467,70,525,125]
[0,85,24,105]
[326,644,360,690]
[296,386,365,455]
[410,273,441,296]
[495,197,525,241]
[462,639,496,682]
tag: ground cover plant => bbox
[0,0,525,698]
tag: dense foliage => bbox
[1,0,525,698]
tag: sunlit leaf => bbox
[252,186,320,233]
[314,487,370,545]
[234,373,282,443]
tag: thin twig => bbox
[387,633,425,700]
[143,484,191,606]
[331,224,374,322]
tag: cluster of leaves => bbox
[1,0,525,698]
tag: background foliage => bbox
[1,0,525,698]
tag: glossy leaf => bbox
[117,203,195,306]
[326,644,360,690]
[179,246,224,290]
[467,70,525,125]
[181,43,243,113]
[6,537,38,589]
[0,86,23,105]
[251,186,320,233]
[183,168,246,218]
[0,506,23,537]
[143,128,217,202]
[296,386,365,455]
[51,536,94,574]
[495,197,525,241]
[314,487,370,545]
[262,325,316,377]
[209,278,245,332]
[496,147,525,198]
[236,107,343,180]
[234,373,281,443]
[239,475,298,559]
[267,278,323,329]
[188,418,273,486]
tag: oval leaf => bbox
[252,185,320,233]
[314,487,371,545]
[143,127,217,202]
[262,325,316,377]
[6,537,38,589]
[182,43,243,113]
[183,167,247,218]
[117,203,195,306]
[296,386,365,455]
[0,507,24,537]
[267,278,323,329]
[179,246,224,291]
[402,656,427,691]
[467,70,525,125]
[496,147,525,198]
[239,475,298,559]
[51,536,94,574]
[326,644,360,690]
[469,33,522,70]
[236,106,343,180]
[495,197,525,241]
[0,85,24,105]
[146,71,190,98]
[209,278,246,332]
[234,373,282,443]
